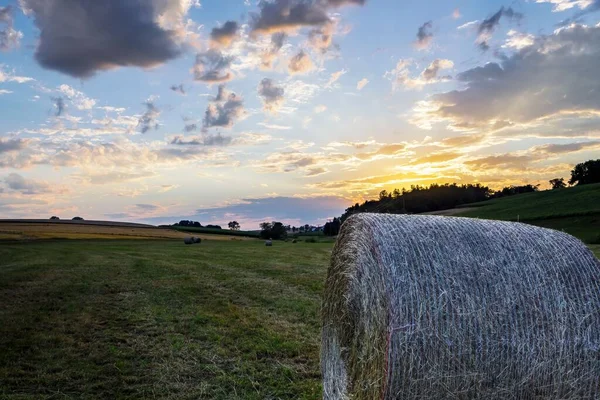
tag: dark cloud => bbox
[424,24,600,129]
[52,96,65,116]
[258,78,285,112]
[192,50,234,83]
[415,21,433,50]
[170,133,233,146]
[21,0,186,77]
[288,50,314,74]
[184,122,197,132]
[261,32,287,69]
[477,6,523,50]
[0,6,21,51]
[138,100,160,133]
[210,21,239,47]
[250,0,365,35]
[0,138,27,153]
[142,195,348,227]
[203,85,245,131]
[170,84,186,95]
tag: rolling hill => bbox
[456,183,600,244]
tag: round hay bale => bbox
[183,237,194,245]
[193,237,201,244]
[292,239,297,243]
[322,213,600,400]
[265,240,273,246]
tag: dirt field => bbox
[0,222,253,241]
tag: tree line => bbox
[340,159,600,224]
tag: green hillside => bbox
[460,183,600,243]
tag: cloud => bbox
[4,173,51,195]
[415,21,433,50]
[170,133,233,146]
[250,0,330,34]
[210,21,239,47]
[308,20,338,54]
[258,78,285,113]
[385,59,453,90]
[20,0,197,77]
[536,0,595,12]
[202,85,246,130]
[421,59,454,81]
[57,84,96,110]
[283,79,320,103]
[0,65,34,83]
[0,5,22,51]
[413,24,600,131]
[138,99,160,133]
[457,20,479,30]
[557,0,600,24]
[261,32,287,69]
[502,30,535,49]
[326,69,347,87]
[250,0,365,35]
[0,138,27,153]
[143,195,348,227]
[170,84,186,95]
[357,78,369,90]
[477,6,523,50]
[315,104,327,113]
[52,96,66,116]
[192,49,235,83]
[288,50,314,74]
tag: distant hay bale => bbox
[322,213,600,400]
[193,237,201,244]
[183,237,195,245]
[265,240,273,246]
[292,239,297,243]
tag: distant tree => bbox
[72,216,84,221]
[569,159,600,186]
[50,216,60,220]
[549,178,566,190]
[324,218,341,236]
[228,221,240,230]
[260,221,287,240]
[260,222,272,231]
[205,224,222,230]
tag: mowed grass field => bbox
[0,222,253,241]
[0,239,330,399]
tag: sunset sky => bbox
[1,0,599,227]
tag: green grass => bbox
[460,184,600,243]
[0,239,332,399]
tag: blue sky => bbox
[1,0,599,228]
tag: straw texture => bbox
[321,213,600,400]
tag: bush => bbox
[304,237,318,243]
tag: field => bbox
[0,221,251,241]
[0,239,330,399]
[455,183,600,243]
[1,190,599,399]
